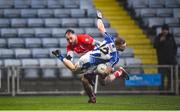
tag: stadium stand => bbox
[126,0,180,66]
[0,0,143,78]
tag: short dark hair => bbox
[161,24,169,30]
[115,37,126,46]
[65,29,75,35]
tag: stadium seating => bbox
[127,0,180,65]
[0,0,143,79]
[15,49,32,58]
[0,39,7,48]
[21,59,40,79]
[39,59,57,78]
[11,19,27,28]
[8,38,25,48]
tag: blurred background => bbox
[0,0,179,97]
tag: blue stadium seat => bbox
[4,9,21,18]
[38,9,54,18]
[8,38,24,48]
[125,58,142,65]
[47,0,63,8]
[70,28,85,34]
[64,0,80,9]
[56,59,64,67]
[59,38,67,47]
[134,9,141,18]
[80,0,94,9]
[140,9,156,17]
[156,8,173,17]
[42,38,59,48]
[0,39,7,48]
[4,59,21,67]
[106,28,118,37]
[1,28,18,38]
[21,9,37,18]
[60,68,73,78]
[54,9,71,18]
[132,0,148,8]
[32,48,49,58]
[28,19,44,27]
[15,49,31,58]
[62,18,78,27]
[0,0,13,8]
[148,0,165,8]
[173,8,180,18]
[147,18,165,28]
[14,0,30,8]
[18,28,34,37]
[35,28,51,37]
[0,10,3,17]
[0,60,3,67]
[165,0,180,8]
[119,48,134,58]
[22,59,40,79]
[0,19,10,28]
[87,9,97,18]
[52,28,66,38]
[165,18,180,27]
[78,18,94,27]
[85,28,102,37]
[172,27,180,37]
[125,58,143,74]
[174,37,180,46]
[45,19,61,27]
[31,0,47,9]
[25,38,42,48]
[22,59,39,67]
[39,59,57,78]
[71,9,85,18]
[11,19,27,28]
[0,49,14,59]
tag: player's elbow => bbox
[71,66,81,74]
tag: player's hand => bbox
[96,10,103,19]
[52,49,60,57]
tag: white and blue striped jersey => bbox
[77,32,120,70]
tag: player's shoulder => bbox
[77,34,93,38]
[103,32,114,42]
[77,34,93,42]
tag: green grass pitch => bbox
[0,95,180,110]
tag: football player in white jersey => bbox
[52,11,129,103]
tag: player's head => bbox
[65,29,77,45]
[161,24,169,35]
[115,37,126,51]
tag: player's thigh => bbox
[83,73,96,86]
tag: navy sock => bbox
[57,54,64,62]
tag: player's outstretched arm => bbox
[62,58,76,72]
[96,11,106,34]
[52,50,77,72]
